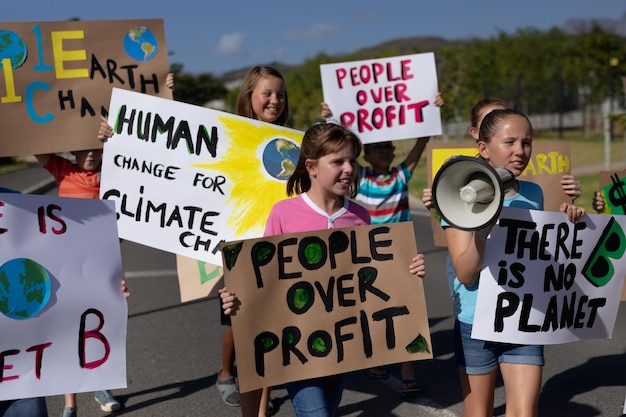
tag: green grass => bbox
[0,159,28,175]
[403,130,626,213]
[575,173,599,212]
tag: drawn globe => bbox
[0,30,27,69]
[262,138,300,180]
[0,258,51,320]
[123,26,158,61]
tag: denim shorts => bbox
[286,374,344,417]
[454,320,544,375]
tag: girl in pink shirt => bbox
[220,123,426,417]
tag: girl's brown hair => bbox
[287,123,362,198]
[478,108,533,143]
[470,98,508,129]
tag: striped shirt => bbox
[354,162,412,225]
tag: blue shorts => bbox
[454,320,544,375]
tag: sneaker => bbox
[94,390,121,412]
[60,407,77,417]
[216,373,240,407]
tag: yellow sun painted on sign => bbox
[194,115,303,238]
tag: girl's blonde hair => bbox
[287,123,362,198]
[235,66,289,126]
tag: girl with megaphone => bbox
[422,98,581,296]
[439,108,585,417]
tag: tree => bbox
[570,24,626,105]
[169,64,228,106]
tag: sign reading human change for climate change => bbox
[100,88,304,265]
[472,207,626,344]
[320,53,441,143]
[0,193,127,401]
[223,222,432,393]
[0,19,171,157]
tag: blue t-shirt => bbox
[443,180,544,324]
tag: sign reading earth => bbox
[0,30,27,69]
[0,258,51,320]
[123,26,158,62]
[262,138,300,180]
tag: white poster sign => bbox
[0,193,127,400]
[320,52,441,143]
[100,88,303,265]
[473,207,626,345]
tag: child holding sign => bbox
[422,98,581,208]
[320,93,442,393]
[33,150,120,417]
[442,109,585,417]
[219,122,427,417]
[33,73,173,417]
[422,98,582,298]
[218,65,290,416]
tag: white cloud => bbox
[217,33,249,56]
[283,23,339,40]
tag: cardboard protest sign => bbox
[597,170,626,215]
[320,53,441,143]
[223,222,432,393]
[0,193,127,400]
[175,255,223,303]
[427,141,572,246]
[100,88,304,265]
[597,170,626,301]
[472,207,626,344]
[0,19,171,157]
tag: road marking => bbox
[124,269,178,278]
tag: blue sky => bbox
[3,0,624,76]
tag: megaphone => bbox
[432,155,515,230]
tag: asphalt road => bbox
[2,164,626,417]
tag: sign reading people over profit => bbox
[0,193,127,401]
[222,222,432,393]
[472,207,626,345]
[0,19,171,157]
[320,53,441,143]
[100,88,304,265]
[427,141,573,247]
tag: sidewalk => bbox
[572,161,624,176]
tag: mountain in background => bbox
[221,13,626,83]
[563,11,626,36]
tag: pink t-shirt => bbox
[264,193,370,237]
